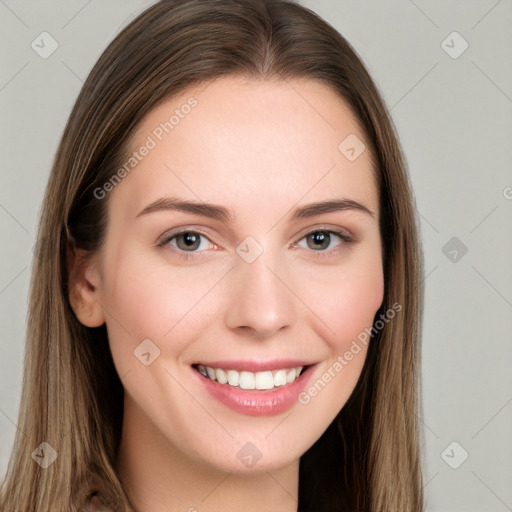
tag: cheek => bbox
[98,252,227,369]
[330,267,384,348]
[299,248,384,354]
[294,252,383,423]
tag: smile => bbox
[193,361,315,416]
[196,364,304,390]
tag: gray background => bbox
[1,1,511,510]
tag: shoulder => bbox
[81,492,114,512]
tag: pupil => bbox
[179,232,200,250]
[309,231,330,250]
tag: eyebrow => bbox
[136,197,234,222]
[136,197,374,222]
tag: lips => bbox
[192,361,315,416]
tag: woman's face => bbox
[81,76,383,474]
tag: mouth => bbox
[193,364,307,391]
[192,361,315,416]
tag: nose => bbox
[224,253,297,339]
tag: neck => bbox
[116,397,299,512]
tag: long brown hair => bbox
[0,1,424,510]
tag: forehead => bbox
[112,76,378,219]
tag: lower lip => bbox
[194,365,315,417]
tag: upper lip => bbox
[192,359,314,372]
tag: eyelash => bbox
[158,227,354,261]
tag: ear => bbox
[67,243,106,328]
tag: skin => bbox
[71,76,384,512]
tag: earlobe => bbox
[72,283,105,328]
[67,244,105,328]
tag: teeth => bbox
[239,371,255,390]
[215,368,228,384]
[227,369,239,386]
[273,369,287,387]
[197,365,305,390]
[255,371,274,390]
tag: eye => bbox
[296,230,350,251]
[165,231,214,252]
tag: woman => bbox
[0,1,424,510]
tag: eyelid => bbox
[292,224,354,245]
[156,225,220,248]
